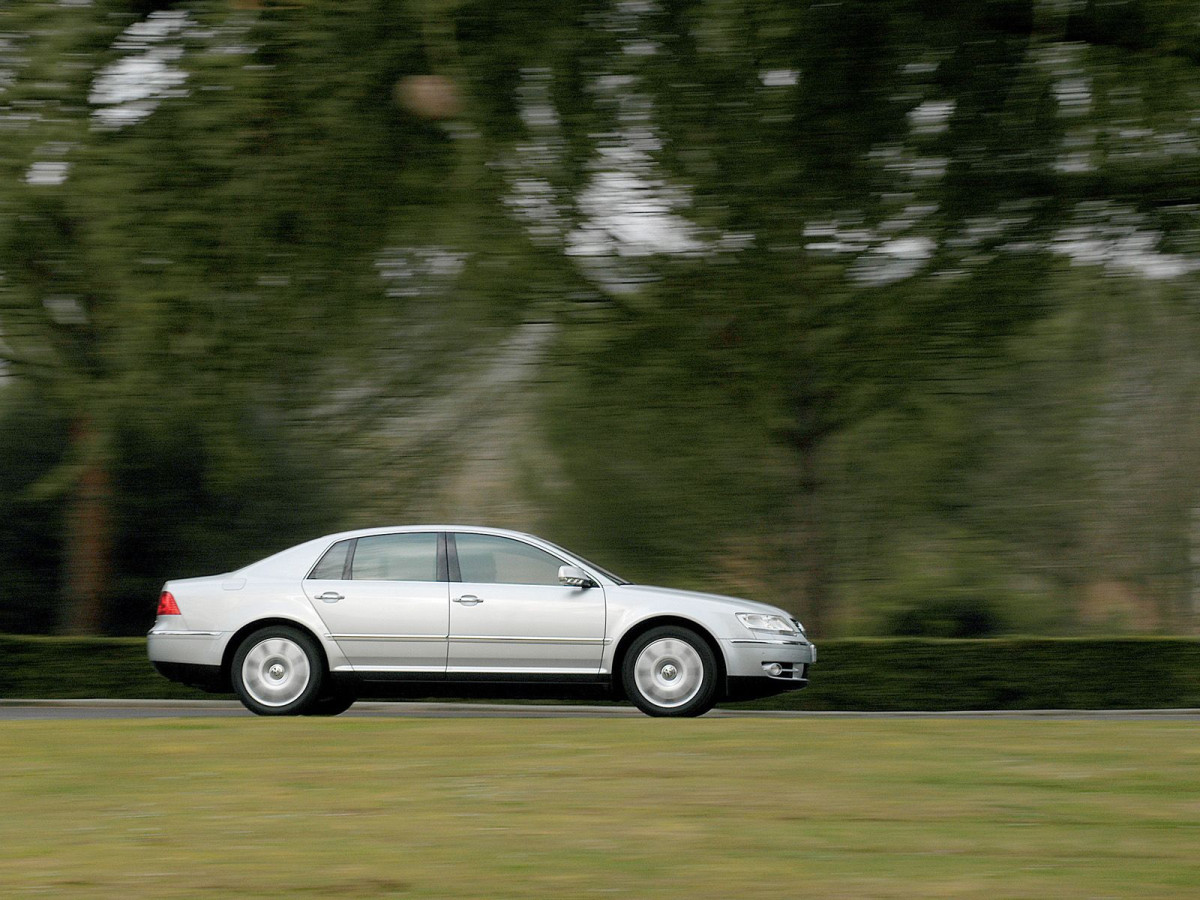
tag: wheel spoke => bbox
[283,644,306,668]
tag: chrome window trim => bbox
[451,635,609,645]
[329,634,446,642]
[328,635,612,645]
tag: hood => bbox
[613,584,797,619]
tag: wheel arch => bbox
[611,615,726,701]
[221,618,329,689]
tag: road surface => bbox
[2,700,1197,720]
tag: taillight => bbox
[157,591,181,616]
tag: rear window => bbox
[308,540,351,580]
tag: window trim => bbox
[436,532,450,583]
[446,531,462,583]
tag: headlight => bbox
[737,613,796,634]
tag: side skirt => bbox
[331,671,616,702]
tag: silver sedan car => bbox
[148,526,815,717]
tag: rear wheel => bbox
[232,626,324,716]
[622,626,719,717]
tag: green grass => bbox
[2,719,1198,898]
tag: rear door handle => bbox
[453,594,483,605]
[315,592,344,603]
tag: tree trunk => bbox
[1191,504,1200,632]
[58,416,111,635]
[783,443,832,635]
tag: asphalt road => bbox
[2,700,1198,720]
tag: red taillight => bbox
[157,591,181,616]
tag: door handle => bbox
[453,594,483,605]
[315,592,344,603]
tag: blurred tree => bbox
[3,0,1200,637]
[0,384,68,634]
[0,0,513,631]
[453,0,1200,631]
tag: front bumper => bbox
[721,636,815,699]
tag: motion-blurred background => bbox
[2,0,1199,640]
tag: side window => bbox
[351,533,438,582]
[455,534,565,586]
[308,539,351,580]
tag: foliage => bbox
[2,1,1200,635]
[0,0,518,631]
[6,635,1200,712]
[0,635,215,699]
[740,637,1200,711]
[0,386,68,633]
[494,0,1200,631]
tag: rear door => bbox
[303,532,448,671]
[446,532,606,675]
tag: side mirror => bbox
[558,565,593,588]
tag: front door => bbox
[446,532,606,675]
[303,532,448,671]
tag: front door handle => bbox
[315,592,344,603]
[453,594,483,605]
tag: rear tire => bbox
[232,626,324,716]
[622,626,719,717]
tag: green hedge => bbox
[737,638,1200,711]
[3,635,1200,709]
[0,636,221,700]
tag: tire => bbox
[232,626,324,716]
[621,625,719,717]
[303,689,357,717]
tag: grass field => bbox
[2,719,1198,898]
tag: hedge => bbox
[737,637,1200,711]
[0,636,219,701]
[3,635,1200,710]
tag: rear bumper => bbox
[148,629,229,692]
[149,660,226,693]
[147,629,228,666]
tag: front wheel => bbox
[232,626,324,716]
[622,626,719,717]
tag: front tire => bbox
[232,626,324,716]
[622,626,719,717]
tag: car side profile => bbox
[148,526,815,717]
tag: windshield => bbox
[542,540,631,585]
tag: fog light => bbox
[765,663,783,677]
